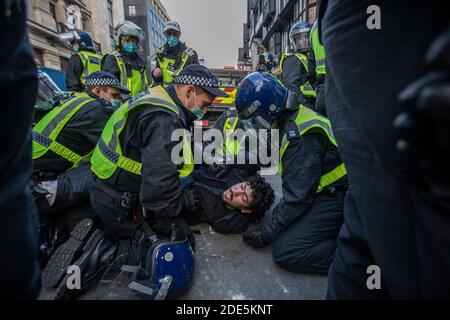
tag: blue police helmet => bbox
[128,237,195,300]
[290,21,311,52]
[75,29,95,51]
[263,52,279,70]
[235,72,288,124]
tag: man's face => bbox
[293,32,310,50]
[180,85,215,113]
[93,86,121,103]
[121,36,138,47]
[222,182,254,214]
[164,30,181,38]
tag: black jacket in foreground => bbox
[98,85,196,218]
[33,92,115,175]
[262,109,347,239]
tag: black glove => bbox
[180,189,202,212]
[207,163,231,178]
[242,229,273,249]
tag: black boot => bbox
[54,229,151,300]
[42,218,95,288]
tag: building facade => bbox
[238,0,317,70]
[28,0,125,70]
[123,0,170,66]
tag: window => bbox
[107,0,114,38]
[128,5,136,17]
[49,2,56,21]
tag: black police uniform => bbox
[262,109,347,273]
[280,51,315,109]
[152,42,199,84]
[90,84,197,239]
[65,48,98,92]
[0,0,41,299]
[321,0,450,299]
[101,51,148,87]
[33,92,116,176]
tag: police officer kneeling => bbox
[32,71,128,214]
[236,73,347,274]
[48,65,228,300]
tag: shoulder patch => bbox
[185,48,195,56]
[225,109,238,118]
[127,90,150,105]
[285,120,301,141]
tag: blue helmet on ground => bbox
[127,235,195,300]
[290,21,311,52]
[58,29,95,51]
[235,72,288,128]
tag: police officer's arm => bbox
[65,101,112,149]
[101,54,121,80]
[281,55,309,104]
[262,133,323,239]
[308,48,317,88]
[66,55,83,92]
[139,113,184,217]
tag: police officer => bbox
[236,73,347,273]
[32,72,129,178]
[102,21,149,97]
[280,21,316,108]
[256,52,279,74]
[44,65,228,299]
[152,21,199,88]
[61,30,102,92]
[309,20,327,116]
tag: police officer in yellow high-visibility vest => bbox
[308,20,327,116]
[89,64,228,243]
[236,73,347,274]
[101,21,149,97]
[32,72,129,177]
[61,29,102,92]
[152,21,199,88]
[280,21,316,108]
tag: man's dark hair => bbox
[86,85,109,94]
[247,174,275,218]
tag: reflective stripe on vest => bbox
[280,53,316,98]
[157,48,191,88]
[32,94,96,166]
[90,85,194,180]
[76,51,101,85]
[223,116,240,156]
[310,24,326,76]
[114,54,149,96]
[278,106,346,193]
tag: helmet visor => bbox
[292,32,310,51]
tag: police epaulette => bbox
[128,90,150,104]
[285,120,301,140]
[185,48,195,56]
[225,109,238,118]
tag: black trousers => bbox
[323,0,450,298]
[272,191,344,274]
[0,1,41,299]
